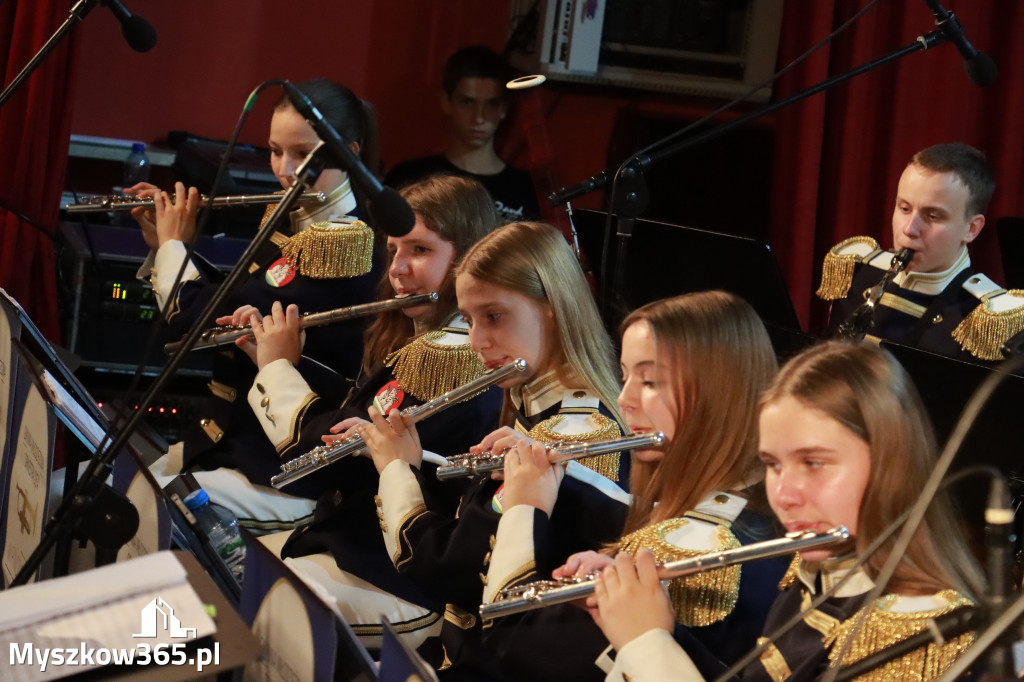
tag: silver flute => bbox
[436,431,665,480]
[63,191,327,213]
[164,293,439,354]
[270,358,527,489]
[479,526,850,621]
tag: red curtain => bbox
[0,1,76,343]
[770,0,1024,331]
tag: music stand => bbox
[573,208,801,330]
[880,341,1024,530]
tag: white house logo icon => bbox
[133,597,197,639]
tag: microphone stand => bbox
[0,0,103,110]
[8,144,331,587]
[935,593,1024,681]
[550,25,958,319]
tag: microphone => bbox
[280,81,414,237]
[99,0,157,53]
[922,0,997,86]
[984,475,1017,676]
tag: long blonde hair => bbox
[454,221,624,427]
[761,342,982,596]
[362,174,500,373]
[619,292,778,537]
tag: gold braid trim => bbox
[778,554,801,591]
[384,332,486,402]
[826,590,974,682]
[952,289,1024,361]
[278,220,374,279]
[757,637,793,682]
[527,413,622,482]
[817,236,881,301]
[617,518,742,627]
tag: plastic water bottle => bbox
[123,142,151,186]
[183,488,246,582]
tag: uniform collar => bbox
[894,247,971,295]
[290,178,357,231]
[798,554,874,598]
[509,369,564,416]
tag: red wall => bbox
[67,0,740,214]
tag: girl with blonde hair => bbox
[358,221,631,674]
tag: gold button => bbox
[483,551,492,566]
[931,314,943,324]
[256,383,266,393]
[489,535,496,549]
[374,495,382,506]
[573,390,586,399]
[714,494,730,504]
[969,277,981,285]
[260,397,270,408]
[479,573,488,585]
[380,522,387,532]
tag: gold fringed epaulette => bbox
[952,289,1024,361]
[817,236,881,301]
[618,518,742,627]
[384,331,486,402]
[279,220,374,279]
[778,554,801,591]
[527,412,622,482]
[827,590,974,681]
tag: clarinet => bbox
[835,248,914,341]
[270,358,527,489]
[479,526,850,622]
[163,293,438,354]
[436,431,665,480]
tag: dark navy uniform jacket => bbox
[142,190,378,484]
[374,370,631,676]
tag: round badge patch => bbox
[265,257,297,287]
[373,380,405,415]
[491,483,505,514]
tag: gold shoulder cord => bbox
[778,554,801,591]
[817,236,881,301]
[617,518,742,627]
[384,331,486,402]
[527,412,622,482]
[279,220,374,279]
[826,590,974,681]
[952,289,1024,361]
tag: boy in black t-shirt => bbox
[385,46,539,222]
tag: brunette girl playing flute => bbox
[244,174,503,650]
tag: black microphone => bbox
[99,0,157,53]
[280,81,414,237]
[922,0,997,87]
[985,475,1016,676]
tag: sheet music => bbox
[39,370,108,451]
[0,552,216,681]
[2,383,51,585]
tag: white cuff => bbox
[483,504,537,604]
[152,240,200,310]
[607,628,704,682]
[136,251,157,283]
[248,359,316,450]
[378,460,426,563]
